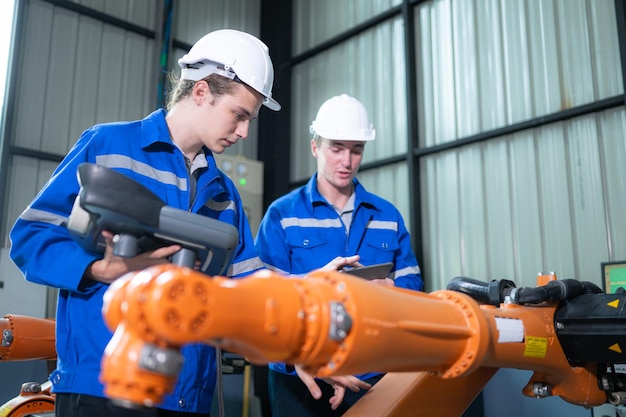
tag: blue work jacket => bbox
[9,109,264,413]
[255,173,423,379]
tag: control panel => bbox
[214,154,264,236]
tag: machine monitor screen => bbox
[601,261,626,293]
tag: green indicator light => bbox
[239,178,247,186]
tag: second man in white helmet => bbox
[255,93,423,417]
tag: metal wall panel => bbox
[358,162,410,232]
[421,150,463,286]
[422,108,625,292]
[600,108,626,259]
[173,0,261,45]
[416,0,623,146]
[507,133,544,280]
[483,139,517,278]
[566,117,609,276]
[292,0,402,55]
[537,126,577,278]
[291,17,407,182]
[11,0,156,154]
[525,0,561,120]
[67,0,158,29]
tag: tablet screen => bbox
[341,262,394,280]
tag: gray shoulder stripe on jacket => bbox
[19,207,68,226]
[96,154,187,191]
[280,217,343,229]
[367,220,398,232]
[205,199,237,212]
[392,265,421,279]
[229,256,265,277]
[261,262,289,275]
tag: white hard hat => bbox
[178,29,281,111]
[309,94,375,141]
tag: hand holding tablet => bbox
[340,262,394,280]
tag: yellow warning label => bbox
[609,343,622,354]
[524,336,548,358]
[608,299,620,309]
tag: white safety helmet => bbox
[178,29,281,111]
[309,94,375,141]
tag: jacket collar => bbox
[140,109,174,149]
[140,109,213,168]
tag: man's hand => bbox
[320,255,362,272]
[86,230,182,284]
[294,365,372,410]
[369,278,395,287]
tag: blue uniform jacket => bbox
[255,173,423,379]
[9,109,264,413]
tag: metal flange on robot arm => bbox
[0,315,56,416]
[0,314,56,362]
[100,264,610,414]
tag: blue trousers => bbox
[268,368,383,417]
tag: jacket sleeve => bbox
[9,130,103,293]
[392,214,424,292]
[255,203,292,275]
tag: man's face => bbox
[200,82,263,154]
[312,138,365,191]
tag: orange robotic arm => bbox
[0,314,56,362]
[0,380,55,417]
[100,264,612,413]
[0,315,56,417]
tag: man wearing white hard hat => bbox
[10,29,279,417]
[255,94,423,416]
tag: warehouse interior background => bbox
[0,0,624,416]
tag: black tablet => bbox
[341,262,394,280]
